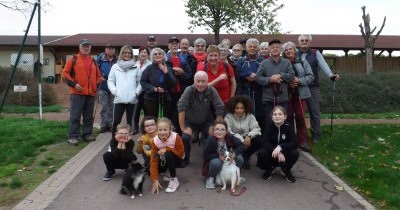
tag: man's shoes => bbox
[205,177,215,189]
[82,134,96,142]
[243,158,250,169]
[181,159,189,168]
[102,170,115,181]
[262,169,272,180]
[68,137,79,145]
[165,177,179,193]
[100,127,108,133]
[281,168,296,183]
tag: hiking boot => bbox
[243,157,250,169]
[165,177,179,193]
[281,168,296,183]
[68,137,79,145]
[205,177,215,189]
[100,127,108,133]
[82,134,96,142]
[102,170,115,181]
[262,169,272,180]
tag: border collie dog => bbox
[120,161,146,199]
[216,150,240,193]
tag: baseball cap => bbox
[168,37,180,43]
[148,35,156,41]
[80,38,90,46]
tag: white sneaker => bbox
[165,177,179,193]
[205,177,215,189]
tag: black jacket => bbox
[262,122,298,153]
[140,63,177,101]
[110,139,137,161]
[203,134,245,161]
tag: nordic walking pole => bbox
[329,75,337,142]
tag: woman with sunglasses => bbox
[140,48,177,119]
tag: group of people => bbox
[61,34,340,194]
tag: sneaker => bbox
[262,169,272,180]
[68,137,79,145]
[205,177,215,189]
[243,158,250,169]
[102,170,115,181]
[100,127,108,133]
[282,168,296,183]
[82,134,96,142]
[165,177,179,193]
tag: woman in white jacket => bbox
[108,45,141,138]
[224,95,262,169]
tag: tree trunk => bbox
[214,29,220,45]
[365,47,373,75]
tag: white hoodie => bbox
[107,63,141,104]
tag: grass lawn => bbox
[0,117,88,209]
[318,112,400,119]
[312,124,400,210]
[2,105,65,114]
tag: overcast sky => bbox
[0,0,398,36]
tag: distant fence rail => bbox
[327,56,400,74]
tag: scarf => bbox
[117,59,136,71]
[153,132,178,149]
[193,53,207,71]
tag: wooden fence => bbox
[327,57,400,74]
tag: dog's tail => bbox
[230,170,246,196]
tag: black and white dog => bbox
[120,161,146,199]
[216,149,240,193]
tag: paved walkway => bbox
[13,129,377,210]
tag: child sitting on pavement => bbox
[135,116,158,173]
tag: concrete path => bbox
[14,132,375,210]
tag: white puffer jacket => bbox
[107,63,141,104]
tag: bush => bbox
[0,67,57,106]
[319,72,400,113]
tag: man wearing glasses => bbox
[297,34,340,143]
[62,39,101,145]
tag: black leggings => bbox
[158,151,182,177]
[257,148,299,171]
[112,103,135,138]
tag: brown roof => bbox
[1,34,399,51]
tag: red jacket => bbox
[62,53,101,96]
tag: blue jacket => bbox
[140,63,177,101]
[297,49,333,87]
[97,52,117,92]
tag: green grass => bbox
[318,112,400,119]
[1,105,65,114]
[312,124,400,210]
[0,117,89,209]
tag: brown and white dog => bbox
[216,150,240,193]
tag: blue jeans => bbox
[99,90,114,128]
[208,155,244,177]
[69,94,95,138]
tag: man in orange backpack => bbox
[62,39,101,145]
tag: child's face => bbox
[272,109,286,125]
[144,119,157,134]
[116,128,131,141]
[213,124,227,140]
[157,122,171,141]
[234,102,245,117]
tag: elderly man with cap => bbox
[166,36,192,135]
[62,39,102,145]
[97,44,117,133]
[146,35,157,51]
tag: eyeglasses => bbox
[118,132,129,136]
[300,39,310,43]
[232,49,241,51]
[214,128,226,132]
[123,51,132,55]
[153,52,162,56]
[195,45,205,48]
[144,123,156,127]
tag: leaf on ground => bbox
[365,190,371,195]
[380,200,387,208]
[333,162,339,166]
[335,184,344,191]
[392,166,398,169]
[377,137,385,142]
[380,163,389,167]
[395,160,400,165]
[335,156,340,161]
[368,154,375,158]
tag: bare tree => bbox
[359,5,386,75]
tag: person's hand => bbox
[330,73,340,81]
[173,67,184,75]
[272,146,282,158]
[74,84,83,92]
[270,74,282,84]
[154,87,164,93]
[244,136,251,147]
[158,148,167,156]
[247,73,256,82]
[158,63,168,73]
[290,77,299,88]
[151,180,162,194]
[218,73,228,81]
[182,127,192,136]
[277,152,286,163]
